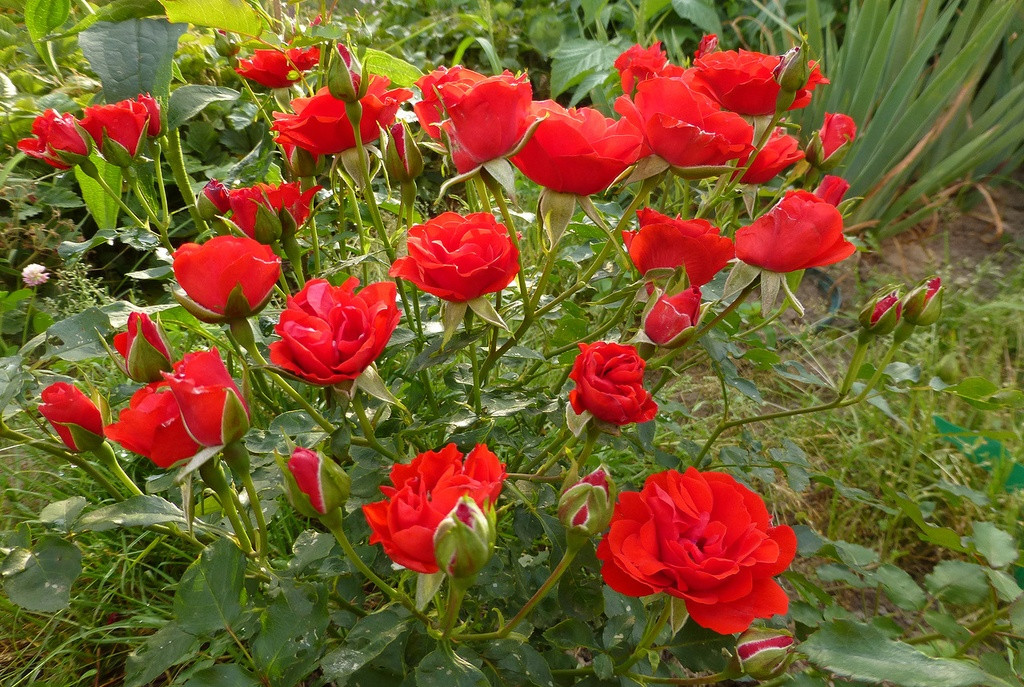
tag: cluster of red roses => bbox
[27,36,872,637]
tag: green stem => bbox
[623,669,740,685]
[465,311,482,414]
[198,460,254,555]
[442,580,468,640]
[87,167,148,230]
[161,131,209,234]
[617,599,672,673]
[352,394,398,461]
[127,172,172,251]
[223,441,269,564]
[574,427,601,472]
[482,173,532,322]
[92,442,144,496]
[839,334,871,396]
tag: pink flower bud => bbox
[736,627,795,680]
[902,275,942,327]
[280,447,351,516]
[858,285,903,336]
[643,286,703,347]
[113,312,174,383]
[433,497,495,579]
[558,467,616,539]
[695,34,718,59]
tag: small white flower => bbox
[22,263,49,287]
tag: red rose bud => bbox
[162,349,249,447]
[858,285,903,336]
[736,628,796,680]
[808,112,856,170]
[104,382,200,468]
[328,44,362,102]
[172,236,281,323]
[433,497,496,579]
[644,287,704,347]
[38,382,105,452]
[738,129,804,185]
[136,93,162,137]
[17,109,91,169]
[114,312,173,383]
[569,341,657,426]
[773,46,808,98]
[280,447,351,516]
[383,121,423,183]
[198,179,232,220]
[902,276,942,327]
[235,46,320,89]
[226,182,319,244]
[695,34,719,59]
[79,99,151,166]
[813,175,850,206]
[558,467,616,539]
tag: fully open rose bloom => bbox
[269,278,400,385]
[735,190,855,272]
[163,349,249,447]
[390,212,519,302]
[17,109,90,169]
[172,236,281,322]
[623,208,734,287]
[362,444,506,574]
[569,342,657,425]
[613,42,685,95]
[615,77,753,170]
[38,382,104,452]
[597,467,797,635]
[510,101,643,196]
[271,77,412,157]
[692,49,828,116]
[235,46,320,88]
[105,382,200,468]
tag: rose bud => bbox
[433,496,496,580]
[38,382,105,453]
[136,93,162,137]
[328,44,362,102]
[643,287,705,347]
[198,179,232,220]
[79,99,151,167]
[383,121,424,183]
[172,236,281,323]
[558,466,616,540]
[735,627,796,680]
[279,447,351,517]
[694,34,718,59]
[902,276,943,327]
[813,174,850,206]
[17,109,91,170]
[773,46,808,112]
[162,349,250,447]
[858,285,903,337]
[114,312,173,383]
[807,113,857,170]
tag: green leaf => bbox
[550,38,621,98]
[124,623,200,687]
[670,0,720,34]
[875,564,927,611]
[363,48,422,87]
[972,521,1018,568]
[414,645,488,687]
[73,156,121,230]
[79,19,186,101]
[167,85,239,130]
[0,355,31,413]
[74,494,187,532]
[173,539,247,636]
[480,640,555,687]
[543,618,599,650]
[25,0,70,41]
[801,620,991,687]
[184,664,260,687]
[160,0,263,36]
[320,608,413,684]
[252,580,328,687]
[39,496,87,533]
[62,0,167,37]
[925,560,990,605]
[1,536,81,612]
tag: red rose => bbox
[693,50,828,116]
[510,101,643,196]
[644,287,703,347]
[622,208,734,287]
[269,278,400,385]
[114,312,173,383]
[104,382,200,468]
[597,467,797,635]
[17,109,90,169]
[235,46,321,89]
[226,182,319,243]
[414,65,486,140]
[390,212,520,302]
[162,349,249,447]
[136,93,162,137]
[735,190,855,272]
[615,77,754,169]
[813,175,850,206]
[283,447,350,516]
[172,236,281,322]
[271,77,412,157]
[738,129,804,184]
[38,382,104,452]
[435,71,535,174]
[694,34,719,60]
[569,342,657,426]
[80,98,151,159]
[613,42,686,95]
[362,443,506,574]
[820,112,856,159]
[198,178,232,218]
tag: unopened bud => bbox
[773,46,807,112]
[813,175,850,206]
[277,447,351,517]
[114,312,173,383]
[558,466,616,539]
[433,497,495,579]
[383,121,424,183]
[643,286,705,348]
[736,627,795,680]
[695,34,718,59]
[328,44,362,102]
[858,285,902,336]
[198,179,231,220]
[901,276,942,327]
